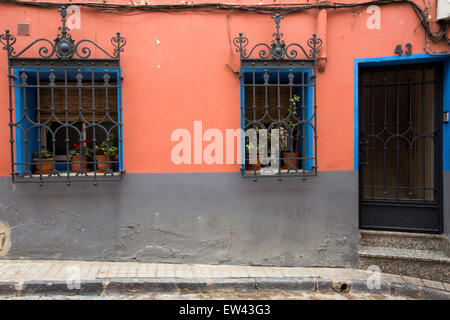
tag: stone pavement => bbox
[0,260,448,299]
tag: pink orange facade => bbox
[0,1,448,267]
[0,1,446,175]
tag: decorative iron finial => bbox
[271,14,285,59]
[55,5,75,58]
[272,14,283,42]
[59,6,69,39]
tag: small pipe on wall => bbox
[316,4,328,72]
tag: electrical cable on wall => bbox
[0,0,448,44]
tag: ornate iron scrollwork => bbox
[0,30,16,56]
[0,5,126,60]
[233,14,322,60]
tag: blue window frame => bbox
[240,67,314,177]
[12,67,123,184]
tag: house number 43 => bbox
[395,43,412,56]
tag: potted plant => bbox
[69,140,92,172]
[281,95,300,169]
[33,148,54,174]
[245,140,261,171]
[95,133,118,172]
[244,124,265,171]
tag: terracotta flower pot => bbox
[33,158,54,175]
[246,157,261,171]
[96,154,112,172]
[282,152,300,169]
[71,155,89,172]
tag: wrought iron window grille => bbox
[234,14,321,180]
[0,6,126,185]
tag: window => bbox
[13,68,123,184]
[234,14,321,179]
[241,67,314,177]
[1,6,126,184]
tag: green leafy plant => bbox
[96,133,118,157]
[289,95,300,114]
[246,140,258,154]
[40,148,53,159]
[281,95,300,151]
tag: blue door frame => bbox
[354,53,450,233]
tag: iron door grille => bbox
[0,6,126,185]
[359,63,443,232]
[234,14,321,180]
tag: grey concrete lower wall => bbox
[0,171,359,267]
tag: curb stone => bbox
[256,278,316,292]
[176,278,208,293]
[22,281,78,296]
[80,280,104,295]
[0,282,17,296]
[298,278,318,291]
[0,277,448,299]
[422,287,450,300]
[350,279,391,295]
[391,283,422,299]
[21,280,103,296]
[208,278,256,293]
[317,279,333,292]
[105,278,178,295]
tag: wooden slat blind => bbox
[244,86,292,125]
[38,81,118,122]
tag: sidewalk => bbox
[0,260,448,299]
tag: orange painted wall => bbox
[0,1,447,176]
